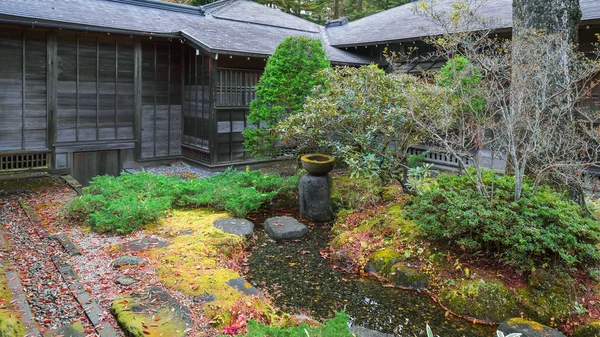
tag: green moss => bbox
[0,311,25,337]
[381,185,404,202]
[367,248,402,274]
[505,318,546,332]
[331,175,381,212]
[388,262,428,289]
[241,311,353,337]
[574,321,600,337]
[518,270,576,324]
[439,279,518,323]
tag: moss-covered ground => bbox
[0,267,25,337]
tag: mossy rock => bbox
[381,185,404,202]
[518,270,576,324]
[366,248,403,274]
[439,279,519,323]
[388,262,427,290]
[499,318,566,337]
[111,287,192,337]
[331,175,382,212]
[0,310,25,337]
[574,321,600,337]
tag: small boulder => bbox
[226,278,261,297]
[213,218,254,237]
[439,279,518,323]
[264,216,308,241]
[116,276,136,286]
[112,256,147,268]
[351,326,394,337]
[519,270,576,324]
[193,293,216,303]
[388,262,427,290]
[498,318,566,337]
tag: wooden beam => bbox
[133,39,142,160]
[96,36,99,141]
[47,31,58,151]
[21,31,25,149]
[115,40,119,140]
[208,57,218,165]
[180,44,185,150]
[76,36,79,142]
[153,42,157,158]
[194,50,199,147]
[167,42,171,156]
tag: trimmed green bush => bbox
[241,311,353,337]
[68,169,300,234]
[406,170,600,269]
[244,36,330,158]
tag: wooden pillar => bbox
[208,57,218,165]
[47,31,58,155]
[133,39,142,160]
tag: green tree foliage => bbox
[406,170,600,269]
[277,65,448,181]
[67,170,300,234]
[243,36,330,158]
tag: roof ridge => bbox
[102,0,204,15]
[202,0,237,14]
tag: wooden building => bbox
[1,0,600,182]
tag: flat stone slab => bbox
[116,276,136,286]
[111,287,192,337]
[44,322,86,337]
[351,326,394,337]
[112,256,147,268]
[264,216,308,241]
[213,218,254,237]
[119,237,169,252]
[226,278,260,297]
[50,233,81,256]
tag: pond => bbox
[246,220,496,337]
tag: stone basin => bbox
[300,153,334,176]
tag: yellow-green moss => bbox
[381,185,404,202]
[111,296,190,337]
[141,209,272,327]
[439,279,518,323]
[506,318,545,332]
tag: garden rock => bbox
[226,278,260,297]
[299,174,332,222]
[193,293,216,303]
[264,216,308,240]
[213,218,254,237]
[519,270,576,324]
[388,262,427,290]
[351,326,394,337]
[112,256,147,268]
[116,276,136,286]
[120,237,169,252]
[498,318,566,337]
[111,287,192,337]
[439,279,519,323]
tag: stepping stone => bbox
[351,326,394,337]
[264,216,308,241]
[50,233,81,255]
[116,276,136,286]
[44,322,86,337]
[498,318,566,337]
[193,293,216,303]
[226,278,260,297]
[112,256,147,268]
[120,237,169,252]
[111,287,192,337]
[213,218,254,237]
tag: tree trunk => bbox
[510,0,582,201]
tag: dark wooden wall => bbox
[0,27,48,152]
[182,48,211,155]
[140,41,182,159]
[56,33,135,143]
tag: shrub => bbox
[68,169,300,234]
[243,36,330,158]
[277,65,446,181]
[240,311,353,337]
[406,170,600,269]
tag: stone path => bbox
[264,216,308,240]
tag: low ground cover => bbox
[67,169,300,234]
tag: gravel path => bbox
[0,189,94,335]
[129,161,214,179]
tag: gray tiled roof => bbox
[326,0,600,47]
[0,0,371,65]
